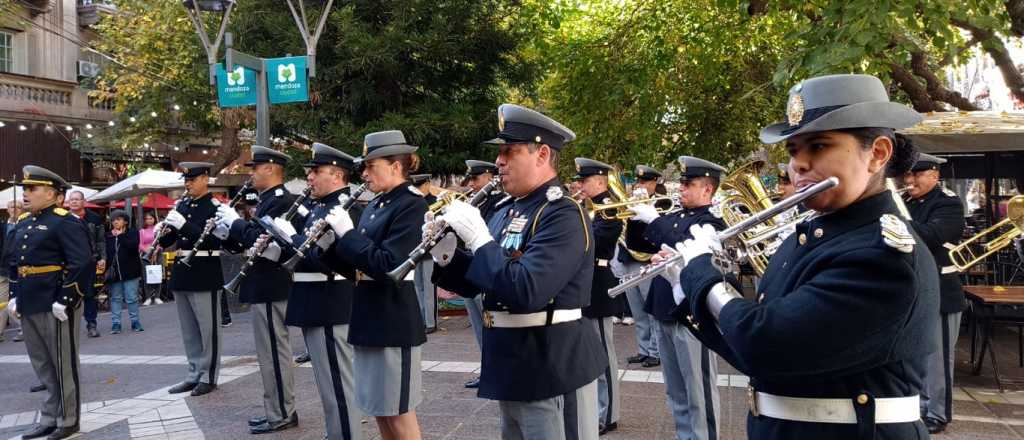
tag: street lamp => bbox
[182,0,235,86]
[181,0,233,12]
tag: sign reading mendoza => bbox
[266,56,309,104]
[216,63,257,108]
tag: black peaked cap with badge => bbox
[760,74,923,144]
[410,174,432,186]
[178,162,214,178]
[245,145,290,166]
[360,130,418,163]
[484,104,576,150]
[636,165,662,182]
[677,156,726,180]
[19,165,71,190]
[465,160,498,176]
[573,157,613,180]
[911,153,947,172]
[305,142,356,171]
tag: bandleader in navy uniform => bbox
[8,165,93,440]
[430,104,607,440]
[667,74,938,439]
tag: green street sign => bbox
[216,63,257,108]
[267,56,309,104]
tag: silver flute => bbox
[607,177,839,298]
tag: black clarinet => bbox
[181,178,253,267]
[224,186,313,294]
[142,194,190,263]
[386,176,500,282]
[281,184,367,271]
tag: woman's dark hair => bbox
[386,153,421,178]
[110,210,130,222]
[143,211,156,220]
[837,128,918,177]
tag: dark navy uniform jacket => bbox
[907,185,965,313]
[433,178,607,402]
[11,205,94,315]
[158,193,236,292]
[677,191,938,440]
[643,205,726,322]
[477,189,506,222]
[227,184,300,304]
[584,190,623,318]
[323,184,428,348]
[284,187,359,327]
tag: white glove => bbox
[325,205,354,237]
[438,200,492,253]
[657,244,684,287]
[51,302,68,322]
[212,223,229,240]
[315,229,336,250]
[677,224,721,265]
[164,210,186,230]
[672,283,686,305]
[259,237,282,262]
[609,249,627,279]
[629,203,659,224]
[273,217,298,238]
[7,298,16,319]
[215,204,240,229]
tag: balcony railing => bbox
[78,0,117,27]
[0,72,113,122]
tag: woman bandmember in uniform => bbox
[320,130,427,440]
[665,74,939,439]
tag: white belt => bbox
[484,309,582,328]
[941,265,959,275]
[596,259,609,267]
[752,389,920,424]
[355,271,415,282]
[293,273,345,282]
[176,250,222,257]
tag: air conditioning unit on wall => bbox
[78,60,100,78]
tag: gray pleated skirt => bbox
[354,345,423,416]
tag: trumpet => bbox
[223,186,313,295]
[143,193,191,263]
[607,177,839,297]
[948,195,1024,271]
[181,178,253,266]
[280,184,368,272]
[386,176,501,282]
[586,196,677,221]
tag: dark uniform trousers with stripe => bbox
[643,205,724,440]
[23,307,83,428]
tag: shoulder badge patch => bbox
[546,186,563,202]
[275,188,284,197]
[942,187,957,198]
[17,212,29,221]
[53,207,68,216]
[407,185,424,196]
[880,213,915,253]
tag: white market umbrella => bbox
[88,170,187,203]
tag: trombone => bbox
[948,195,1024,271]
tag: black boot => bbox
[21,424,56,439]
[249,416,268,427]
[250,413,298,434]
[190,382,216,396]
[46,424,79,440]
[167,381,198,394]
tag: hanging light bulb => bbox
[0,121,6,127]
[85,123,93,130]
[173,146,181,151]
[108,120,116,127]
[129,116,137,123]
[150,111,158,117]
[18,124,28,131]
[143,143,150,148]
[86,133,94,138]
[173,104,181,111]
[202,149,209,155]
[65,125,73,131]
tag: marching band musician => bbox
[574,157,624,435]
[459,159,504,389]
[629,156,726,440]
[430,104,607,439]
[319,130,427,439]
[9,166,93,440]
[215,146,302,434]
[410,173,439,333]
[666,74,938,439]
[902,146,966,434]
[160,162,235,397]
[617,165,663,369]
[270,143,364,440]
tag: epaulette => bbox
[274,188,285,197]
[941,187,957,198]
[407,185,424,196]
[17,212,29,221]
[53,208,69,216]
[880,213,914,253]
[545,186,564,202]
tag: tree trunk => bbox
[909,52,980,111]
[1007,0,1024,37]
[212,108,243,174]
[888,63,944,112]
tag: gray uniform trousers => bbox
[465,295,485,348]
[624,276,659,358]
[500,379,598,440]
[173,290,221,384]
[590,317,620,427]
[303,325,361,440]
[414,260,437,329]
[657,320,720,440]
[922,311,962,424]
[251,300,296,423]
[23,306,82,428]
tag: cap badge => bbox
[362,141,368,156]
[497,109,506,131]
[787,93,805,127]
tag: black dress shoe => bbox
[21,424,56,439]
[249,416,268,427]
[294,352,311,364]
[425,326,437,335]
[599,422,618,435]
[626,354,648,364]
[190,382,216,396]
[30,383,47,392]
[168,381,198,394]
[642,357,661,368]
[925,418,947,434]
[87,326,100,338]
[250,413,298,434]
[46,424,79,440]
[464,377,480,389]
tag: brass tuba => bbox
[948,195,1024,271]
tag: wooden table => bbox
[964,285,1024,392]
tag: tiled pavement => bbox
[3,303,1024,439]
